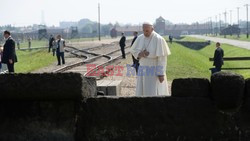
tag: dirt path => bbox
[33,38,123,73]
[33,37,171,96]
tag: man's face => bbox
[143,25,153,37]
[133,32,138,36]
[3,34,9,39]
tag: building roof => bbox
[115,26,142,32]
[156,16,165,22]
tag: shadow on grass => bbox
[175,41,210,50]
[173,36,185,40]
[209,67,250,70]
[222,68,250,70]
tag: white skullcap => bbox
[142,22,153,26]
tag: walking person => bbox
[56,35,65,65]
[119,32,126,59]
[131,31,139,73]
[212,42,224,74]
[2,31,18,73]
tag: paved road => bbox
[190,35,250,50]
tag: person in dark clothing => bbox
[2,30,17,73]
[212,42,224,74]
[169,35,173,44]
[56,35,65,65]
[48,35,54,53]
[0,45,3,72]
[119,32,126,59]
[28,37,32,49]
[131,31,139,73]
[52,38,57,56]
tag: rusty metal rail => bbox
[53,45,130,76]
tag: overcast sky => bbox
[0,0,249,26]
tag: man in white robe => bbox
[130,22,171,96]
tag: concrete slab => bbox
[107,80,122,96]
[97,80,112,95]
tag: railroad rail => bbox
[53,45,130,80]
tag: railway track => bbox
[53,45,130,80]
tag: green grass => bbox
[209,34,250,42]
[19,40,48,49]
[15,49,56,73]
[167,36,250,81]
[10,36,113,73]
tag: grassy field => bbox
[14,49,56,73]
[166,36,250,81]
[8,35,250,77]
[19,40,48,48]
[209,34,250,42]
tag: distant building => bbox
[220,25,240,36]
[110,17,209,38]
[153,17,209,36]
[59,21,78,28]
[155,16,166,35]
[110,26,143,37]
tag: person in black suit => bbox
[119,32,126,59]
[131,31,139,72]
[2,31,17,73]
[213,42,224,73]
[48,35,54,53]
[169,35,173,44]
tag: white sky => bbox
[0,0,249,26]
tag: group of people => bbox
[119,31,140,72]
[48,35,66,66]
[0,25,224,97]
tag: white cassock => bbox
[130,31,171,96]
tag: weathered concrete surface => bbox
[244,78,250,98]
[0,73,96,141]
[0,73,96,100]
[76,97,227,141]
[211,72,245,110]
[107,80,122,96]
[97,80,122,96]
[2,72,250,140]
[0,101,77,141]
[172,78,210,97]
[76,96,250,141]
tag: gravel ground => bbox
[33,38,122,73]
[33,38,171,96]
